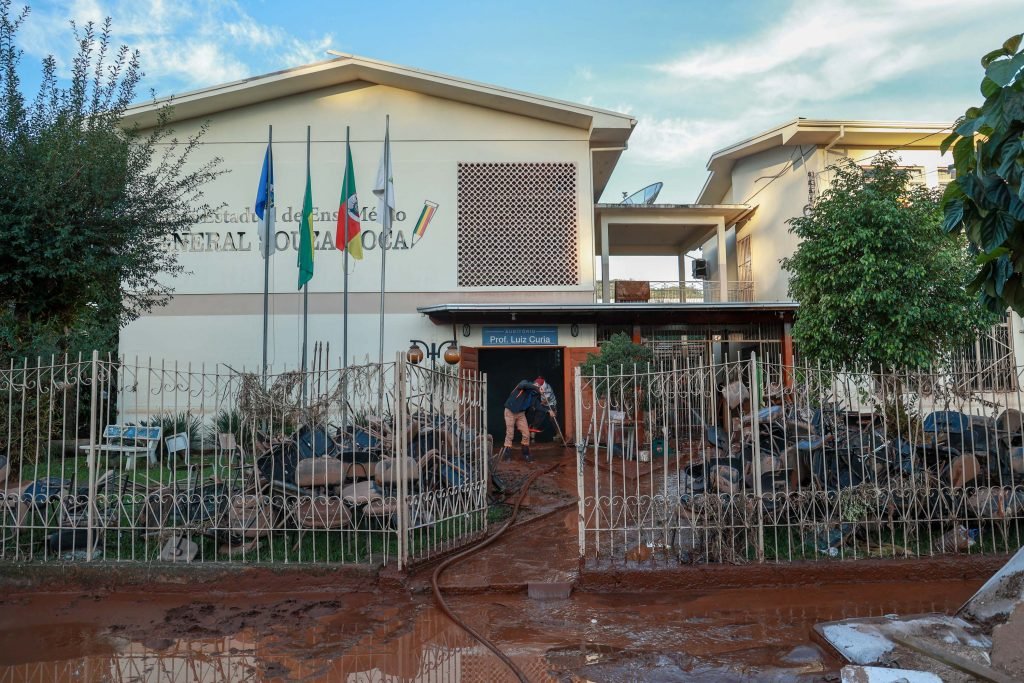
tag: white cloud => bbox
[652,0,1016,107]
[598,0,1022,201]
[16,1,335,91]
[627,117,749,166]
[279,34,335,69]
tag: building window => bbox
[457,162,578,287]
[860,164,926,188]
[937,166,953,190]
[736,235,753,302]
[951,316,1018,392]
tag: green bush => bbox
[580,333,654,398]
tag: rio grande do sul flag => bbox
[297,165,315,289]
[336,141,363,260]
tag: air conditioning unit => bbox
[691,258,708,280]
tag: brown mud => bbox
[0,444,1004,681]
[0,577,984,681]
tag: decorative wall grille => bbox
[457,162,578,287]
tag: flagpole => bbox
[262,124,272,387]
[301,125,310,406]
[378,114,389,371]
[343,126,350,372]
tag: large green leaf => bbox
[940,130,960,155]
[981,209,1015,250]
[996,138,1022,181]
[995,255,1014,295]
[953,136,975,170]
[986,52,1024,87]
[955,111,984,137]
[943,198,965,232]
[1010,195,1024,221]
[982,173,1012,208]
[1005,34,1023,56]
[983,47,1010,68]
[976,246,1010,264]
[940,178,966,206]
[981,76,1003,98]
[1003,89,1024,123]
[959,174,986,208]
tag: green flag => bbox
[297,165,314,289]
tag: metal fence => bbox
[595,279,756,303]
[575,355,1024,564]
[0,352,489,568]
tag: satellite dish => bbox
[620,182,663,205]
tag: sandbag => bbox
[374,457,419,485]
[220,494,274,539]
[295,456,346,487]
[342,479,383,506]
[293,496,350,529]
[947,452,982,488]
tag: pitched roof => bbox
[697,118,950,204]
[122,54,636,199]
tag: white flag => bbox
[372,119,395,238]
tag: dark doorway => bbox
[479,347,564,443]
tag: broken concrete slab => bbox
[959,545,1024,626]
[527,581,573,600]
[840,665,942,683]
[990,603,1024,678]
[815,613,990,666]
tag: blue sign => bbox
[482,326,558,346]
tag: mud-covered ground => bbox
[0,577,984,681]
[0,445,1001,681]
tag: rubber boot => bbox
[521,445,532,462]
[499,446,512,462]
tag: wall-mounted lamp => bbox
[407,339,460,367]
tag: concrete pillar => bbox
[677,252,687,303]
[716,217,727,302]
[782,321,794,388]
[601,216,611,303]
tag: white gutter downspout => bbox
[823,124,845,155]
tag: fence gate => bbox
[1,352,487,569]
[576,356,1024,565]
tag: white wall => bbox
[710,145,953,302]
[122,82,601,366]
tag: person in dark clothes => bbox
[499,379,543,461]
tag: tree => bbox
[0,2,223,360]
[941,34,1024,314]
[781,151,991,372]
[580,332,654,398]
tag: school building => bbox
[119,56,1020,440]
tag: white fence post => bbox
[481,369,489,533]
[575,365,585,559]
[748,352,764,562]
[396,353,407,570]
[86,350,99,561]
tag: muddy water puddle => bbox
[0,577,982,682]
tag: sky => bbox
[11,0,1024,278]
